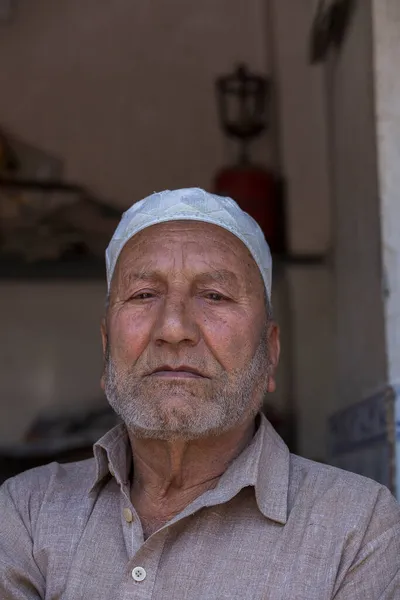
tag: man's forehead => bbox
[118,222,254,266]
[111,221,264,295]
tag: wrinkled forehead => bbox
[111,220,263,290]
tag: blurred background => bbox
[0,0,399,495]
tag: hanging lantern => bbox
[214,64,285,253]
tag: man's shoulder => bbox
[290,451,385,498]
[1,457,98,516]
[288,452,400,526]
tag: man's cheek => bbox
[111,314,145,350]
[230,331,256,366]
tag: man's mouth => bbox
[149,366,206,379]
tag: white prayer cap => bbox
[106,187,272,300]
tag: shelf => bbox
[0,259,106,281]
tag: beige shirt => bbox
[0,414,399,599]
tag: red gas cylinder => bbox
[214,164,284,254]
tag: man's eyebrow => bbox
[194,270,240,286]
[121,269,162,288]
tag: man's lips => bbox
[148,366,207,379]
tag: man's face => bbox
[102,221,280,440]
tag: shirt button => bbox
[132,566,146,582]
[123,508,133,523]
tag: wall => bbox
[372,0,400,494]
[0,282,106,443]
[268,0,335,460]
[0,0,269,206]
[268,0,331,255]
[372,0,400,386]
[268,0,390,458]
[330,0,387,408]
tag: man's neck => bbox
[128,418,256,537]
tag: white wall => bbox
[0,0,269,206]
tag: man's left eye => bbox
[205,292,224,302]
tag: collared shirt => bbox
[0,414,399,599]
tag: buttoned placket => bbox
[116,474,169,599]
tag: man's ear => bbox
[267,323,280,394]
[100,318,107,356]
[100,318,108,391]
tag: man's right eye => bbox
[131,292,154,300]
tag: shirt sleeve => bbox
[333,486,400,600]
[0,479,45,599]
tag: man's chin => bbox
[156,397,209,430]
[143,377,207,394]
[126,398,227,441]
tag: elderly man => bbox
[0,188,399,599]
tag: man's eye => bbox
[205,292,224,302]
[131,292,154,300]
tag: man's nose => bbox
[152,295,200,346]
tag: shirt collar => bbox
[90,423,131,492]
[90,413,289,524]
[205,413,289,524]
